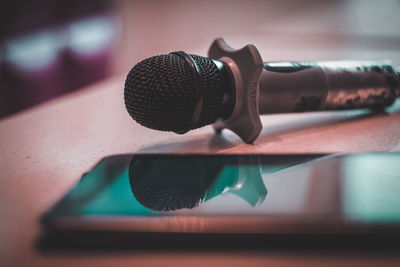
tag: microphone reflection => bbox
[128,155,268,211]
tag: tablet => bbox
[39,153,400,250]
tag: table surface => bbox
[1,74,400,266]
[2,0,400,265]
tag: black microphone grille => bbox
[124,53,225,133]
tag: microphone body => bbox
[208,38,399,143]
[258,62,398,114]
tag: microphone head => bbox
[124,53,226,133]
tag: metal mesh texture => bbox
[124,53,224,132]
[129,158,211,211]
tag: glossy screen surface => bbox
[47,153,400,224]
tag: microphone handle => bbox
[258,61,400,114]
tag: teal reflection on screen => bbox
[58,155,156,216]
[57,154,320,216]
[342,154,400,223]
[77,168,152,215]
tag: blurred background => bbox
[1,0,400,118]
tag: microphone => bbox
[124,38,400,143]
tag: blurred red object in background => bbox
[0,0,118,118]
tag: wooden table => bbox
[1,75,400,266]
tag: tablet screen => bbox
[44,153,400,226]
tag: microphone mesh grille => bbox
[189,54,224,128]
[124,53,224,132]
